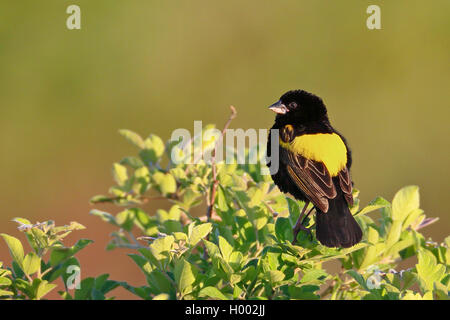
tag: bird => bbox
[266,89,362,248]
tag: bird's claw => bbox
[292,223,313,244]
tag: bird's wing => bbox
[280,147,337,212]
[338,165,353,206]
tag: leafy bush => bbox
[1,117,449,300]
[0,220,120,299]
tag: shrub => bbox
[1,115,449,300]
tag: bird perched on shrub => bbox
[267,90,362,248]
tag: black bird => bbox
[266,90,362,248]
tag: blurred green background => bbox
[0,1,448,298]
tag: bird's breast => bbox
[280,133,347,176]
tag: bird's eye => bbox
[289,102,298,109]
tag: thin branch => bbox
[263,201,278,217]
[40,267,53,278]
[206,106,237,222]
[114,243,147,250]
[127,231,140,246]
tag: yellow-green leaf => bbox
[1,234,24,267]
[218,236,233,262]
[22,252,41,276]
[199,286,228,300]
[416,249,446,291]
[392,186,419,221]
[112,163,128,186]
[188,223,212,246]
[174,258,195,296]
[119,129,145,149]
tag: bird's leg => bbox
[292,201,313,244]
[302,206,315,225]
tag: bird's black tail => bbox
[315,195,362,248]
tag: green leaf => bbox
[203,239,220,257]
[402,209,424,230]
[366,226,379,244]
[233,285,243,299]
[12,217,32,227]
[112,163,128,186]
[0,277,12,286]
[147,270,173,294]
[199,286,229,300]
[0,289,13,297]
[188,223,212,246]
[401,271,417,290]
[153,293,170,300]
[347,270,369,291]
[167,205,182,221]
[217,186,229,211]
[355,197,390,216]
[300,269,328,284]
[385,237,414,258]
[50,239,94,266]
[74,277,95,300]
[33,279,57,300]
[173,232,188,242]
[275,217,293,242]
[174,258,195,296]
[46,257,80,283]
[229,251,243,271]
[385,220,403,248]
[416,249,446,291]
[289,284,320,299]
[1,234,24,267]
[248,188,263,208]
[153,172,177,195]
[218,236,233,262]
[359,243,385,270]
[149,235,175,261]
[266,270,285,285]
[286,197,301,223]
[90,209,118,226]
[119,129,145,149]
[22,252,41,275]
[115,210,135,231]
[91,288,106,300]
[140,134,165,163]
[89,195,114,204]
[402,291,423,300]
[120,156,145,169]
[434,282,449,300]
[128,254,152,275]
[392,186,420,221]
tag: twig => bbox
[263,201,278,217]
[292,202,314,244]
[206,106,237,222]
[40,267,53,278]
[114,243,147,250]
[202,106,236,261]
[127,231,140,246]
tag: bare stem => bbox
[263,201,278,217]
[206,106,237,222]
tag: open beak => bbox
[268,101,288,114]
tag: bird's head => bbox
[268,90,328,123]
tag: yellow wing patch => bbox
[280,133,347,177]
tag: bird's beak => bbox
[268,101,288,114]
